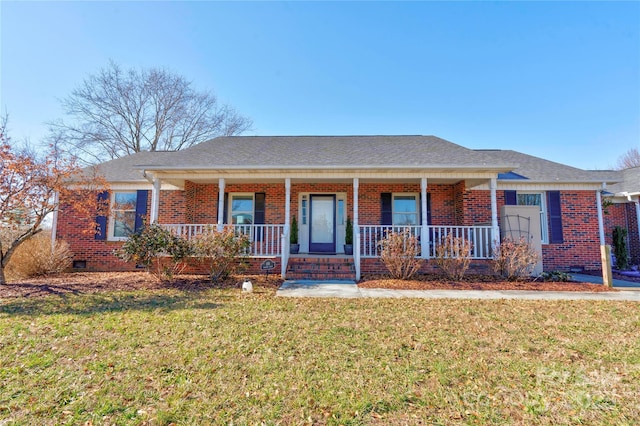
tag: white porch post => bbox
[150,178,161,224]
[490,177,499,245]
[596,189,605,246]
[420,177,428,259]
[217,178,225,231]
[50,191,59,250]
[353,178,360,280]
[282,178,291,278]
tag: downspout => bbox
[142,171,160,223]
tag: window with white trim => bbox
[109,191,137,240]
[516,192,549,243]
[393,193,419,225]
[229,193,254,224]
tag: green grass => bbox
[1,286,639,425]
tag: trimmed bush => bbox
[492,237,540,281]
[434,234,473,280]
[378,228,423,280]
[191,226,252,283]
[116,223,192,282]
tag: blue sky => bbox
[1,1,638,169]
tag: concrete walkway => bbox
[277,278,640,301]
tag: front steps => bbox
[286,255,356,280]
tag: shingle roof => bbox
[91,151,174,182]
[608,166,640,195]
[479,149,621,183]
[136,135,510,169]
[91,135,622,185]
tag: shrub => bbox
[378,228,423,280]
[4,231,72,280]
[345,216,353,245]
[541,270,572,282]
[434,234,473,280]
[612,226,629,270]
[116,223,192,282]
[290,216,298,244]
[191,226,252,283]
[492,237,540,281]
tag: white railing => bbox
[359,225,494,259]
[427,225,493,259]
[161,224,285,257]
[360,225,422,258]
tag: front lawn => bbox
[1,282,638,425]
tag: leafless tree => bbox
[1,116,108,284]
[615,147,640,170]
[49,61,252,164]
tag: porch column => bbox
[282,178,291,278]
[420,177,428,259]
[217,178,225,231]
[596,189,605,245]
[490,177,499,245]
[50,191,59,250]
[150,178,161,223]
[353,178,360,280]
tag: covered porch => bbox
[143,169,504,280]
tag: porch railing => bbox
[359,225,494,259]
[161,224,285,257]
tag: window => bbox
[393,194,418,225]
[110,192,137,240]
[301,195,308,225]
[516,192,548,243]
[229,194,254,224]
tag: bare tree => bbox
[49,61,252,164]
[1,116,107,284]
[615,147,640,170]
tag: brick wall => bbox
[604,202,640,266]
[57,184,609,273]
[541,191,601,271]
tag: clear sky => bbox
[1,1,639,170]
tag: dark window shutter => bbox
[547,191,564,244]
[223,192,229,224]
[95,191,109,240]
[254,192,265,241]
[254,193,265,224]
[381,193,392,225]
[504,190,517,205]
[427,193,432,225]
[134,190,148,232]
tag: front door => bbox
[309,195,336,253]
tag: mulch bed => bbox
[358,274,617,292]
[1,271,624,299]
[0,272,284,299]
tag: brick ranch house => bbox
[54,136,639,280]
